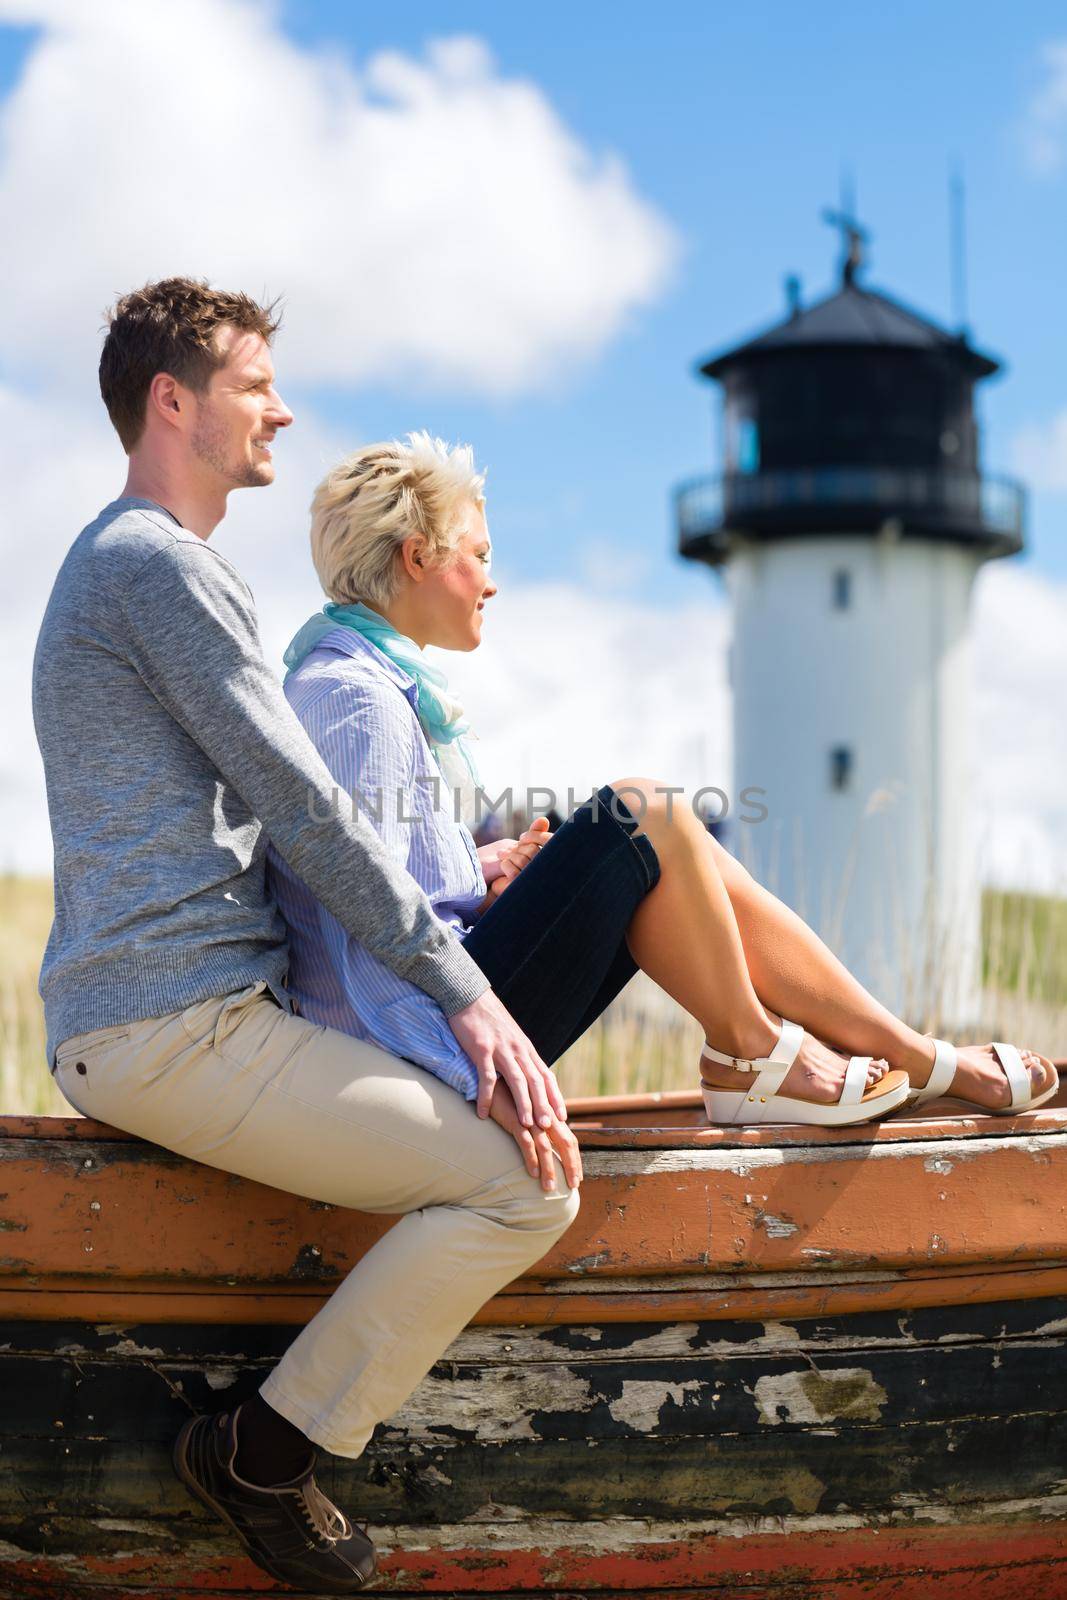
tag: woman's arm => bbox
[285,671,565,1126]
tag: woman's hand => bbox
[488,1079,582,1193]
[477,836,521,883]
[477,816,551,907]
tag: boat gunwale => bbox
[5,1088,1067,1152]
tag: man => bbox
[32,278,581,1596]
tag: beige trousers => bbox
[53,981,579,1458]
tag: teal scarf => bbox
[283,601,483,800]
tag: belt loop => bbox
[212,980,267,1052]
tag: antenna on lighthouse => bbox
[950,161,969,336]
[821,172,870,286]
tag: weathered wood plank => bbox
[4,1307,1067,1593]
[5,1411,1067,1526]
[7,1094,1067,1145]
[4,1132,1067,1293]
[3,1336,1064,1444]
[7,1260,1067,1328]
[5,1102,1067,1595]
[3,1293,1066,1361]
[4,1512,1067,1596]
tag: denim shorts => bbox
[462,783,661,1065]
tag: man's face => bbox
[187,327,293,490]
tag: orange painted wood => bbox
[3,1105,1067,1329]
[3,1260,1067,1327]
[3,1124,1067,1282]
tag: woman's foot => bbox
[904,1037,1057,1111]
[699,1011,891,1106]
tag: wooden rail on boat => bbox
[2,1077,1066,1598]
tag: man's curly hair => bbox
[99,277,280,452]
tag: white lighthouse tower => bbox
[675,216,1025,1025]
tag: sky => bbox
[0,0,1065,888]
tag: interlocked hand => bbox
[480,816,551,903]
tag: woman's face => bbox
[421,501,497,651]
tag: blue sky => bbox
[0,0,1064,886]
[306,0,1067,588]
[3,1,1064,602]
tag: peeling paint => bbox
[91,1519,166,1537]
[753,1366,889,1426]
[756,1212,799,1239]
[924,1156,955,1174]
[579,1134,1036,1178]
[203,1365,241,1390]
[566,1251,610,1274]
[107,1337,165,1359]
[385,1368,595,1444]
[368,1493,1067,1552]
[604,1378,703,1430]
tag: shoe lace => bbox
[297,1478,352,1546]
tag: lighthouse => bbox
[675,214,1025,1024]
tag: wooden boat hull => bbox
[2,1089,1065,1597]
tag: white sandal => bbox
[701,1018,911,1127]
[905,1038,1060,1115]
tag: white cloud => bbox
[0,0,676,394]
[0,381,344,874]
[1021,38,1067,176]
[1010,408,1067,491]
[0,362,732,874]
[7,373,1065,902]
[434,582,731,817]
[0,0,678,873]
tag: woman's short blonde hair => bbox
[310,431,487,608]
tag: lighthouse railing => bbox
[675,467,1024,552]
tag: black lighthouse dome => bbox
[676,219,1025,565]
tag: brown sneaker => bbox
[173,1404,376,1594]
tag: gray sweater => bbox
[31,497,490,1065]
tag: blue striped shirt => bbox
[267,628,486,1100]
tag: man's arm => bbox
[119,539,488,1016]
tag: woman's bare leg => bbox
[609,778,891,1106]
[611,777,1054,1109]
[700,826,1054,1106]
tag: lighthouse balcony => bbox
[675,467,1025,564]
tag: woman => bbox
[269,433,1058,1131]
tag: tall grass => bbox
[2,874,1064,1115]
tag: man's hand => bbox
[488,1079,582,1193]
[448,987,568,1126]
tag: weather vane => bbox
[821,184,870,286]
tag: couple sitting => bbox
[34,278,1057,1597]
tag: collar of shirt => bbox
[310,624,422,717]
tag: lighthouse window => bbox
[829,746,853,792]
[737,417,760,475]
[832,568,851,609]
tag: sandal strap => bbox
[992,1041,1031,1110]
[912,1037,957,1107]
[840,1055,873,1106]
[701,1018,804,1083]
[749,1020,805,1096]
